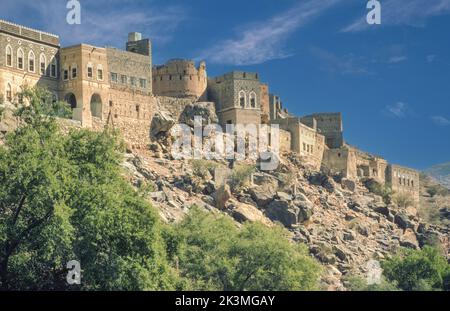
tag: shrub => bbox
[394,193,415,208]
[174,207,322,291]
[363,179,393,204]
[382,246,450,291]
[191,159,219,179]
[230,164,256,192]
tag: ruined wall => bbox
[153,59,207,100]
[156,96,196,121]
[278,129,291,153]
[387,164,420,203]
[260,83,270,124]
[271,117,325,170]
[301,113,343,149]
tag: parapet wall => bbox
[153,59,207,99]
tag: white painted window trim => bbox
[5,45,13,67]
[17,48,24,70]
[39,53,47,76]
[28,50,35,73]
[238,90,246,108]
[249,91,257,109]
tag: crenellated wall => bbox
[152,59,207,100]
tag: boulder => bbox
[307,172,335,193]
[276,191,293,201]
[250,187,275,207]
[179,102,218,128]
[373,204,390,217]
[215,184,232,210]
[394,214,414,230]
[150,110,176,139]
[265,200,299,228]
[227,200,271,225]
[341,178,356,192]
[297,201,315,222]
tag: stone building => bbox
[260,83,270,124]
[207,71,262,126]
[301,113,344,149]
[152,59,207,100]
[386,164,420,203]
[271,116,326,170]
[0,20,60,104]
[0,19,421,201]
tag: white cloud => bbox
[387,56,408,64]
[385,102,409,118]
[426,54,437,63]
[200,0,342,65]
[309,46,370,75]
[1,0,187,47]
[342,0,450,32]
[431,115,450,126]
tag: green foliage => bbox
[191,159,219,179]
[173,207,322,291]
[382,246,450,291]
[427,186,439,198]
[364,179,393,204]
[345,275,400,291]
[394,193,415,208]
[230,164,256,192]
[0,87,177,290]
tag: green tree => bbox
[174,207,321,291]
[382,246,450,291]
[0,87,177,290]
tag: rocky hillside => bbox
[425,162,450,189]
[122,146,450,290]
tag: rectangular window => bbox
[72,67,77,79]
[51,64,57,77]
[139,78,147,88]
[18,56,23,69]
[29,59,34,72]
[97,69,103,80]
[111,73,118,83]
[41,62,46,75]
[130,77,137,87]
[121,75,127,84]
[6,54,12,67]
[6,89,12,102]
[63,69,69,80]
[87,66,93,78]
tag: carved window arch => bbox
[6,45,13,67]
[28,50,35,73]
[239,90,246,108]
[40,53,47,75]
[17,48,24,70]
[249,91,257,108]
[6,83,12,102]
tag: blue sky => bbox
[2,0,450,169]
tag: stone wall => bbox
[260,83,270,124]
[387,164,420,203]
[301,113,343,149]
[0,26,59,103]
[153,59,207,100]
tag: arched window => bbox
[6,45,12,67]
[17,48,24,70]
[249,91,257,108]
[50,57,57,78]
[6,83,12,102]
[239,90,246,108]
[40,53,47,75]
[28,51,35,73]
